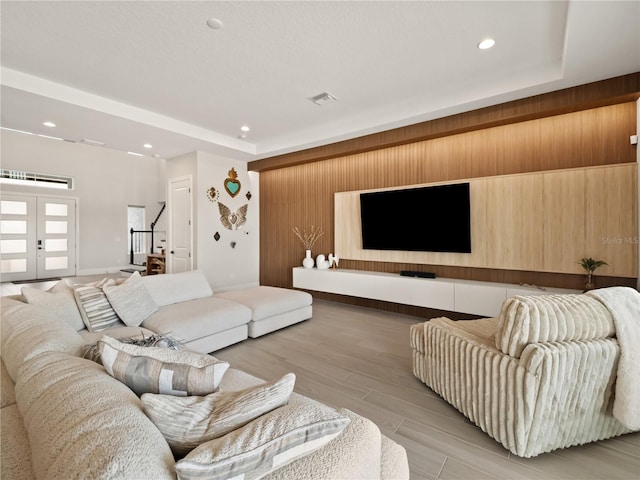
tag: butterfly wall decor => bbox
[218,202,248,230]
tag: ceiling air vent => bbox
[308,92,338,106]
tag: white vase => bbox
[316,254,330,269]
[302,249,314,268]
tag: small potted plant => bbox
[579,257,608,291]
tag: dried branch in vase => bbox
[293,225,324,250]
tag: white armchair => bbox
[410,287,640,458]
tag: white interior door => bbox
[168,176,192,273]
[36,197,77,279]
[0,195,37,282]
[0,194,76,282]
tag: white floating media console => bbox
[293,267,580,317]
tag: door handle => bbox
[37,240,43,250]
[170,250,174,254]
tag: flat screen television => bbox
[359,182,471,253]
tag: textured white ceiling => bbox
[1,1,639,161]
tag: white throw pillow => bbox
[142,373,295,456]
[98,335,229,396]
[175,402,350,480]
[103,271,158,327]
[21,281,85,331]
[73,278,124,332]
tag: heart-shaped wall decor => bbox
[225,179,241,197]
[224,168,242,198]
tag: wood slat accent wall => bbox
[258,101,638,312]
[335,164,637,278]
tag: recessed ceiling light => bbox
[478,38,495,50]
[143,143,153,149]
[206,17,224,30]
[43,121,56,127]
[240,125,250,132]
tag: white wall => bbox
[196,151,259,291]
[1,130,162,274]
[163,151,259,290]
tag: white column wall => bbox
[194,151,259,291]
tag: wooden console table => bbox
[146,254,166,275]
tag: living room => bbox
[1,1,639,479]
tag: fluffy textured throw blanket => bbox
[586,286,640,430]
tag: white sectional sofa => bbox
[16,269,313,354]
[0,295,410,479]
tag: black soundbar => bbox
[400,270,436,279]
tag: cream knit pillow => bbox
[103,271,158,326]
[22,281,85,331]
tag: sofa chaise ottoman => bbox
[0,295,410,480]
[214,286,312,338]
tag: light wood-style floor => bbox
[214,299,640,480]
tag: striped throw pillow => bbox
[175,403,350,480]
[142,373,295,456]
[98,335,229,397]
[73,278,124,332]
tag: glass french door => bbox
[0,194,76,282]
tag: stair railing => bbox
[129,202,166,265]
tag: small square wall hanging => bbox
[214,232,221,241]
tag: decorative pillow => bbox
[21,281,85,331]
[97,335,229,396]
[142,373,296,456]
[82,332,184,363]
[73,278,125,332]
[175,402,351,480]
[103,271,158,326]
